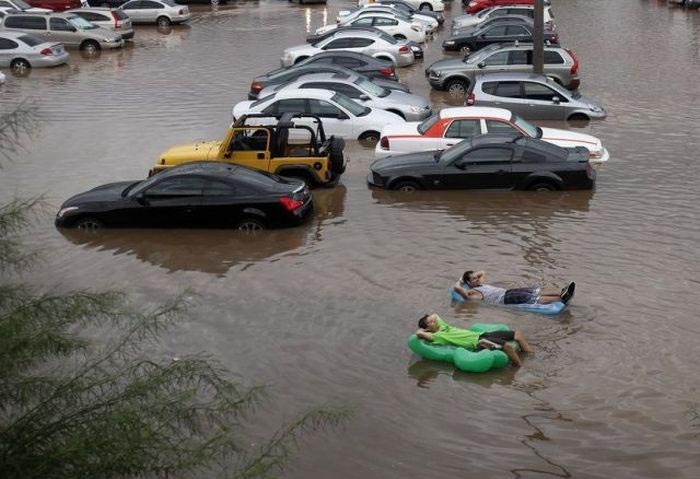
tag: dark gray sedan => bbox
[367,133,595,191]
[442,22,559,53]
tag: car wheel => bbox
[236,218,265,233]
[392,180,421,192]
[156,16,172,27]
[419,2,433,10]
[528,182,557,192]
[80,40,100,54]
[75,217,104,231]
[358,130,380,145]
[329,136,346,174]
[567,113,590,124]
[10,58,30,76]
[446,79,468,97]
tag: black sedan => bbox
[56,162,314,231]
[442,22,559,53]
[367,133,595,191]
[293,47,398,81]
[248,64,408,100]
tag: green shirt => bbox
[430,317,480,350]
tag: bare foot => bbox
[503,344,522,367]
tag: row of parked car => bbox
[0,1,189,73]
[53,0,608,233]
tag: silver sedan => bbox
[258,72,432,121]
[0,31,69,74]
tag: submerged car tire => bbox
[80,40,100,54]
[419,2,433,10]
[446,79,468,97]
[10,58,30,75]
[157,16,172,27]
[528,182,558,192]
[567,113,590,123]
[358,131,380,144]
[392,180,421,191]
[236,217,265,232]
[329,136,346,174]
[75,217,104,231]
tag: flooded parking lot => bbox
[1,0,700,477]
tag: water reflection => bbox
[57,185,346,275]
[407,359,518,388]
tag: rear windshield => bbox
[18,34,44,47]
[518,137,567,161]
[68,15,99,30]
[13,0,31,8]
[113,10,129,20]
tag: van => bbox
[1,11,123,51]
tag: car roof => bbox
[439,107,511,121]
[284,72,357,83]
[66,7,116,12]
[475,71,550,82]
[328,29,385,39]
[266,88,336,101]
[471,132,523,146]
[162,161,241,178]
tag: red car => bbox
[24,0,83,11]
[466,0,539,15]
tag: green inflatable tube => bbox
[407,323,515,373]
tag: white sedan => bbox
[375,106,610,165]
[317,12,427,43]
[337,6,438,34]
[359,0,444,12]
[232,89,406,143]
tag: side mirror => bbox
[133,193,148,205]
[551,96,561,104]
[337,112,349,120]
[359,94,370,101]
[453,161,466,170]
[477,61,486,68]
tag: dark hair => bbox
[418,314,429,329]
[462,271,474,283]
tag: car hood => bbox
[61,181,136,207]
[540,127,602,151]
[370,107,410,125]
[427,56,469,72]
[284,44,315,56]
[380,121,421,137]
[371,151,436,171]
[233,100,256,119]
[159,141,221,162]
[384,90,430,109]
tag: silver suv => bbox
[65,7,134,41]
[465,72,606,121]
[0,11,123,52]
[426,42,580,97]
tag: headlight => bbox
[444,40,455,46]
[589,106,602,112]
[57,206,79,218]
[430,70,440,77]
[589,150,603,159]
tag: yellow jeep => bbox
[151,113,346,187]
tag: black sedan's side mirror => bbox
[359,94,370,101]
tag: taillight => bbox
[465,92,475,106]
[379,67,394,78]
[399,45,410,54]
[280,196,303,212]
[251,81,263,93]
[111,11,122,28]
[565,48,579,75]
[380,136,389,150]
[178,8,185,14]
[40,48,53,56]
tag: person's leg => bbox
[538,294,561,304]
[514,331,533,354]
[502,343,522,367]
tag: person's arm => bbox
[454,280,481,300]
[416,329,433,341]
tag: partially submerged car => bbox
[152,113,346,188]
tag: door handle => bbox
[445,143,455,147]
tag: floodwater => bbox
[1,0,700,477]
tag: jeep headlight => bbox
[57,206,79,218]
[589,149,603,160]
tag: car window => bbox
[322,38,354,49]
[373,17,398,26]
[68,15,99,30]
[508,50,529,65]
[490,81,522,98]
[303,82,360,98]
[417,113,439,135]
[229,128,269,152]
[50,18,75,32]
[485,119,519,134]
[506,25,529,37]
[482,25,506,38]
[351,17,373,26]
[523,82,565,102]
[350,38,374,48]
[269,99,307,115]
[444,119,480,139]
[5,16,46,30]
[0,38,18,49]
[335,57,362,67]
[142,0,163,8]
[484,51,508,66]
[145,177,206,197]
[202,179,237,196]
[331,92,367,116]
[544,50,565,64]
[459,147,512,165]
[519,149,548,163]
[76,12,105,21]
[308,99,342,118]
[0,0,14,6]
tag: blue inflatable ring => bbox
[450,282,568,315]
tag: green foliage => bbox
[0,106,350,479]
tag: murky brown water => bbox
[2,0,700,477]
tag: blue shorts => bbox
[504,287,540,305]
